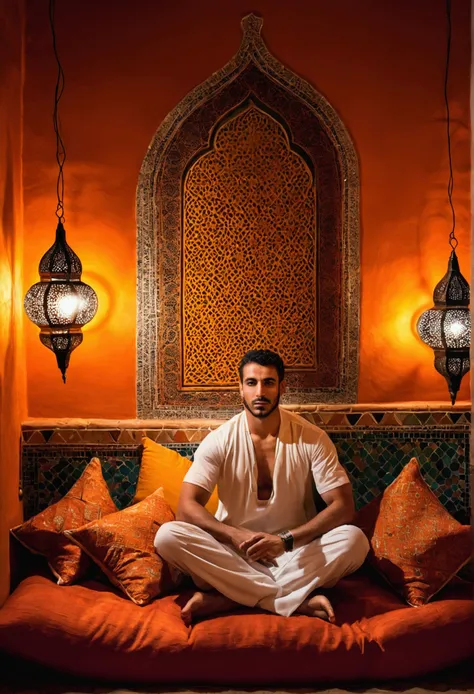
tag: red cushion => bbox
[0,571,472,684]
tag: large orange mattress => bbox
[0,568,472,685]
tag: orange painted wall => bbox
[0,0,26,605]
[23,0,470,418]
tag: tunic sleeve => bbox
[183,429,223,493]
[310,430,350,495]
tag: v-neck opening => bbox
[244,411,282,504]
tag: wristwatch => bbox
[278,530,294,552]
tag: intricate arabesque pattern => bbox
[137,14,360,416]
[183,105,316,387]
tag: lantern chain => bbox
[49,0,66,224]
[444,0,457,251]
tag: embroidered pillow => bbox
[356,457,472,607]
[10,457,118,585]
[134,436,219,515]
[65,487,181,606]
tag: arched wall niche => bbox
[137,14,360,418]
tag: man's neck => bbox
[244,406,281,439]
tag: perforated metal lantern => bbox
[417,250,470,405]
[24,221,98,382]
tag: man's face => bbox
[239,363,285,420]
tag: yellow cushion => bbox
[134,437,219,515]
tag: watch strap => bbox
[278,530,294,552]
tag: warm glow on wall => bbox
[80,272,112,333]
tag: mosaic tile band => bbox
[21,409,470,524]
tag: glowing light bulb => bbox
[446,321,465,339]
[57,294,79,320]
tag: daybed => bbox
[0,423,472,686]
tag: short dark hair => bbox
[238,349,285,383]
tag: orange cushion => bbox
[65,487,181,606]
[10,458,117,585]
[356,458,472,607]
[134,437,219,515]
[0,572,472,684]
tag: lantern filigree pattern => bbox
[24,221,98,382]
[182,104,316,388]
[25,281,98,327]
[417,250,470,404]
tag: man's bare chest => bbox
[251,436,277,500]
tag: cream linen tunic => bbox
[157,408,369,616]
[183,407,349,532]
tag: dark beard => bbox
[243,393,280,419]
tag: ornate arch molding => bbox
[137,14,360,418]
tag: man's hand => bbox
[239,532,285,563]
[228,529,283,566]
[229,528,262,554]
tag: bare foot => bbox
[296,594,335,623]
[181,591,239,625]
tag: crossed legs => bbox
[154,521,369,623]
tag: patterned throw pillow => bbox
[65,487,181,606]
[356,458,472,607]
[134,436,219,515]
[10,457,118,585]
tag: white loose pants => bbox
[154,521,369,617]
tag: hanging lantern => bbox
[24,0,98,383]
[416,0,470,405]
[416,250,470,405]
[24,221,98,382]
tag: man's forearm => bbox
[176,500,238,544]
[290,501,354,548]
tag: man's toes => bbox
[312,609,330,620]
[318,596,335,622]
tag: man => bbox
[155,349,369,625]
